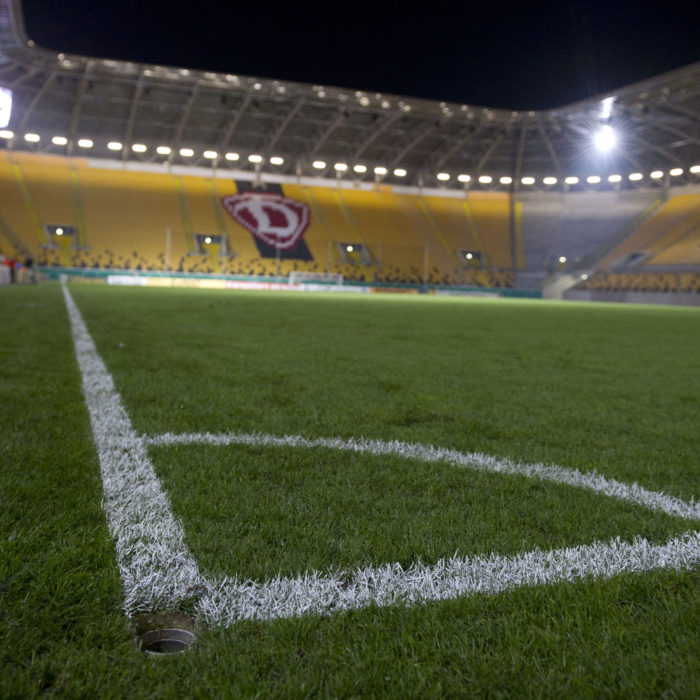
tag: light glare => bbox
[594,125,616,151]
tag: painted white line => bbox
[145,432,700,521]
[197,530,700,626]
[63,286,700,625]
[62,285,207,614]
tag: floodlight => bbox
[478,175,492,184]
[204,236,212,244]
[24,133,40,142]
[393,168,407,177]
[0,87,12,129]
[500,176,512,185]
[334,162,348,172]
[312,160,326,169]
[353,164,367,174]
[542,176,557,185]
[628,172,643,181]
[0,129,14,139]
[565,176,579,185]
[650,170,663,179]
[521,176,535,185]
[56,227,64,235]
[594,124,616,151]
[225,152,240,161]
[437,172,450,181]
[270,156,284,165]
[52,135,68,146]
[586,175,601,184]
[465,252,473,260]
[203,150,218,159]
[156,146,171,155]
[180,148,194,157]
[346,244,354,252]
[669,167,683,176]
[608,174,622,183]
[457,174,471,183]
[581,273,588,280]
[107,141,123,151]
[558,256,567,263]
[690,165,700,174]
[374,166,388,175]
[248,154,263,163]
[132,143,147,153]
[78,138,93,148]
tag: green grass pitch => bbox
[2,281,700,696]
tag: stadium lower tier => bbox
[0,152,515,287]
[575,271,700,294]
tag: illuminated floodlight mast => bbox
[0,88,12,129]
[594,124,616,152]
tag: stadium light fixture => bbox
[500,176,513,185]
[24,132,40,142]
[542,176,557,185]
[353,164,367,174]
[52,135,68,146]
[0,87,11,129]
[107,141,123,151]
[312,160,326,169]
[56,227,64,236]
[669,167,683,176]
[180,148,194,157]
[156,145,171,155]
[78,138,94,149]
[600,96,615,120]
[581,273,588,280]
[628,172,643,181]
[650,170,663,179]
[132,143,147,153]
[586,175,601,184]
[565,176,579,185]
[478,175,493,184]
[457,174,471,183]
[248,154,263,163]
[374,166,388,175]
[521,176,535,185]
[558,256,567,263]
[465,252,473,260]
[270,156,284,165]
[594,124,616,152]
[204,236,212,244]
[203,150,218,159]
[225,152,240,161]
[334,162,348,172]
[0,129,14,139]
[608,174,622,183]
[690,164,700,174]
[437,172,450,181]
[393,168,407,177]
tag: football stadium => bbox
[2,0,700,695]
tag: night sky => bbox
[20,0,700,111]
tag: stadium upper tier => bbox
[0,0,699,193]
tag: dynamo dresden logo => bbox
[221,193,310,249]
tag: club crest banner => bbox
[221,192,310,250]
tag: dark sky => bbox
[20,0,700,110]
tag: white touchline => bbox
[146,432,700,521]
[64,284,700,626]
[62,285,206,614]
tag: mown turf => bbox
[3,281,700,697]
[153,443,689,581]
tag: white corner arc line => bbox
[145,432,700,522]
[62,284,206,614]
[63,284,700,627]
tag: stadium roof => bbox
[1,0,699,190]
